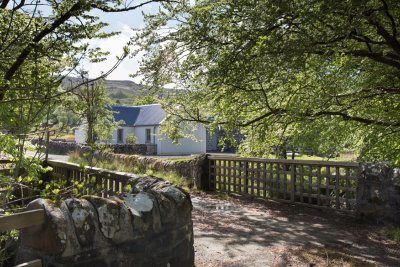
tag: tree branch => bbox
[0,1,86,100]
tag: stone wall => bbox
[31,140,156,156]
[101,152,207,190]
[355,164,400,224]
[16,176,194,267]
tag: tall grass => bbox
[67,151,193,191]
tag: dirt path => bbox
[191,193,400,267]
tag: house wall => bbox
[75,125,135,144]
[111,127,135,144]
[75,125,86,144]
[134,126,157,144]
[156,123,207,155]
[75,123,207,155]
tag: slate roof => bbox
[110,104,166,126]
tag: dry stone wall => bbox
[31,140,156,155]
[101,152,207,189]
[16,176,194,267]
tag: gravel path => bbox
[191,193,400,267]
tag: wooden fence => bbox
[207,156,360,211]
[0,209,44,267]
[47,160,135,197]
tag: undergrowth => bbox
[67,151,194,191]
[383,224,400,243]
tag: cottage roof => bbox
[111,104,166,126]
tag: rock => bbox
[64,198,96,247]
[356,164,400,224]
[84,196,134,242]
[17,175,194,267]
[123,192,162,233]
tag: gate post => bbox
[201,154,211,191]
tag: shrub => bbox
[126,135,137,144]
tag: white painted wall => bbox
[75,125,86,144]
[75,125,135,144]
[134,126,156,144]
[110,126,135,144]
[75,122,206,155]
[156,123,206,155]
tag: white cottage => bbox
[75,104,206,155]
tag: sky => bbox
[82,3,160,83]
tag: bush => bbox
[126,135,137,144]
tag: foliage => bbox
[63,77,120,145]
[136,0,400,165]
[384,224,400,243]
[68,152,194,190]
[0,1,175,177]
[0,229,19,266]
[132,94,159,106]
[126,134,137,144]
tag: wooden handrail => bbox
[207,155,359,167]
[46,159,139,183]
[0,209,45,232]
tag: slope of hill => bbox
[62,77,147,105]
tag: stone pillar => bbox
[356,164,400,224]
[17,177,195,267]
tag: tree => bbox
[64,74,118,146]
[132,94,159,106]
[137,0,400,165]
[0,0,179,166]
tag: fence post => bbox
[245,161,249,194]
[200,154,210,191]
[290,163,296,203]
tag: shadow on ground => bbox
[192,192,400,267]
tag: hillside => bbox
[62,77,148,105]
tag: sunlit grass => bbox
[67,152,194,191]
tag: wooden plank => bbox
[282,164,287,200]
[308,165,313,204]
[228,160,231,192]
[326,166,331,204]
[223,160,226,191]
[250,162,254,195]
[335,166,340,209]
[263,163,267,198]
[269,163,273,198]
[299,165,304,203]
[317,166,322,206]
[14,259,42,267]
[233,161,237,192]
[0,209,44,232]
[256,162,261,197]
[290,163,295,202]
[345,168,351,210]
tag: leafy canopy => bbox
[137,0,400,165]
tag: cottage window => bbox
[117,128,123,143]
[145,128,151,143]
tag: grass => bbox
[383,224,400,243]
[67,151,194,191]
[52,133,75,142]
[280,153,357,162]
